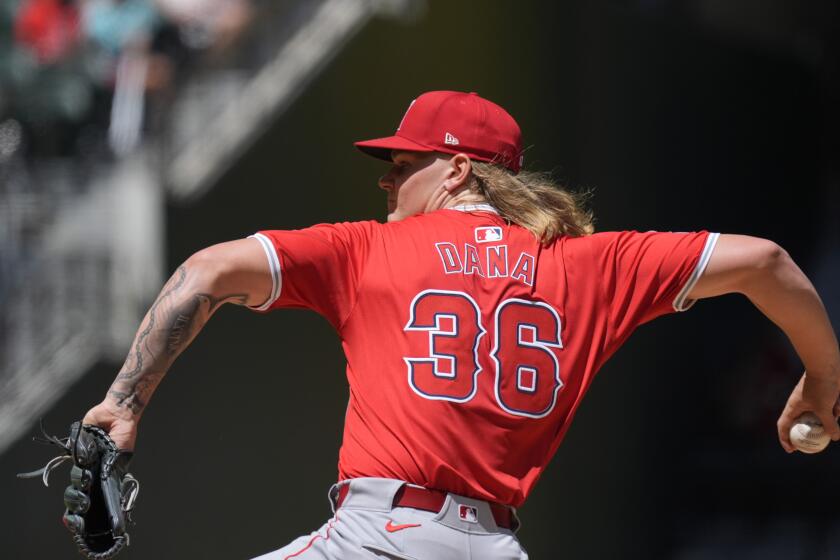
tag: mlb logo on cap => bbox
[458,505,478,523]
[475,226,503,243]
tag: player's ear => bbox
[443,153,472,193]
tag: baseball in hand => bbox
[789,412,830,454]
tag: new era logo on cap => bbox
[354,91,523,173]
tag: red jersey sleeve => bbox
[587,230,719,341]
[248,221,379,329]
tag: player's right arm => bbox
[81,238,272,451]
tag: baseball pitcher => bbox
[77,91,840,559]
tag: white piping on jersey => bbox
[449,203,499,214]
[672,232,720,312]
[248,233,282,311]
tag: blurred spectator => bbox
[154,0,252,54]
[79,0,165,155]
[5,0,256,159]
[80,0,160,56]
[14,0,81,65]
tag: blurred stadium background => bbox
[1,0,838,558]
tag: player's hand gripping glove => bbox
[17,421,140,559]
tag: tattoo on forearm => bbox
[166,296,203,354]
[108,263,248,415]
[118,266,187,381]
[109,382,149,414]
[165,293,247,354]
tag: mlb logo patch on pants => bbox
[459,505,478,523]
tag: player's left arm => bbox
[687,234,840,452]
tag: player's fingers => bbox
[81,402,110,429]
[64,486,91,514]
[833,397,840,419]
[816,410,840,442]
[777,417,796,453]
[99,419,138,452]
[62,513,85,534]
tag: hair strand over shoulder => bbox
[469,161,595,244]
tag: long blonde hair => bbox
[468,161,595,243]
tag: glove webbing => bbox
[72,533,128,560]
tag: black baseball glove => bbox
[17,421,139,559]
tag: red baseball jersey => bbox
[250,207,718,508]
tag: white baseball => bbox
[789,412,830,454]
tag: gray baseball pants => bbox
[251,477,529,560]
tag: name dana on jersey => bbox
[435,242,535,286]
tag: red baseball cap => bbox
[354,91,523,173]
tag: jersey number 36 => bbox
[404,289,563,419]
